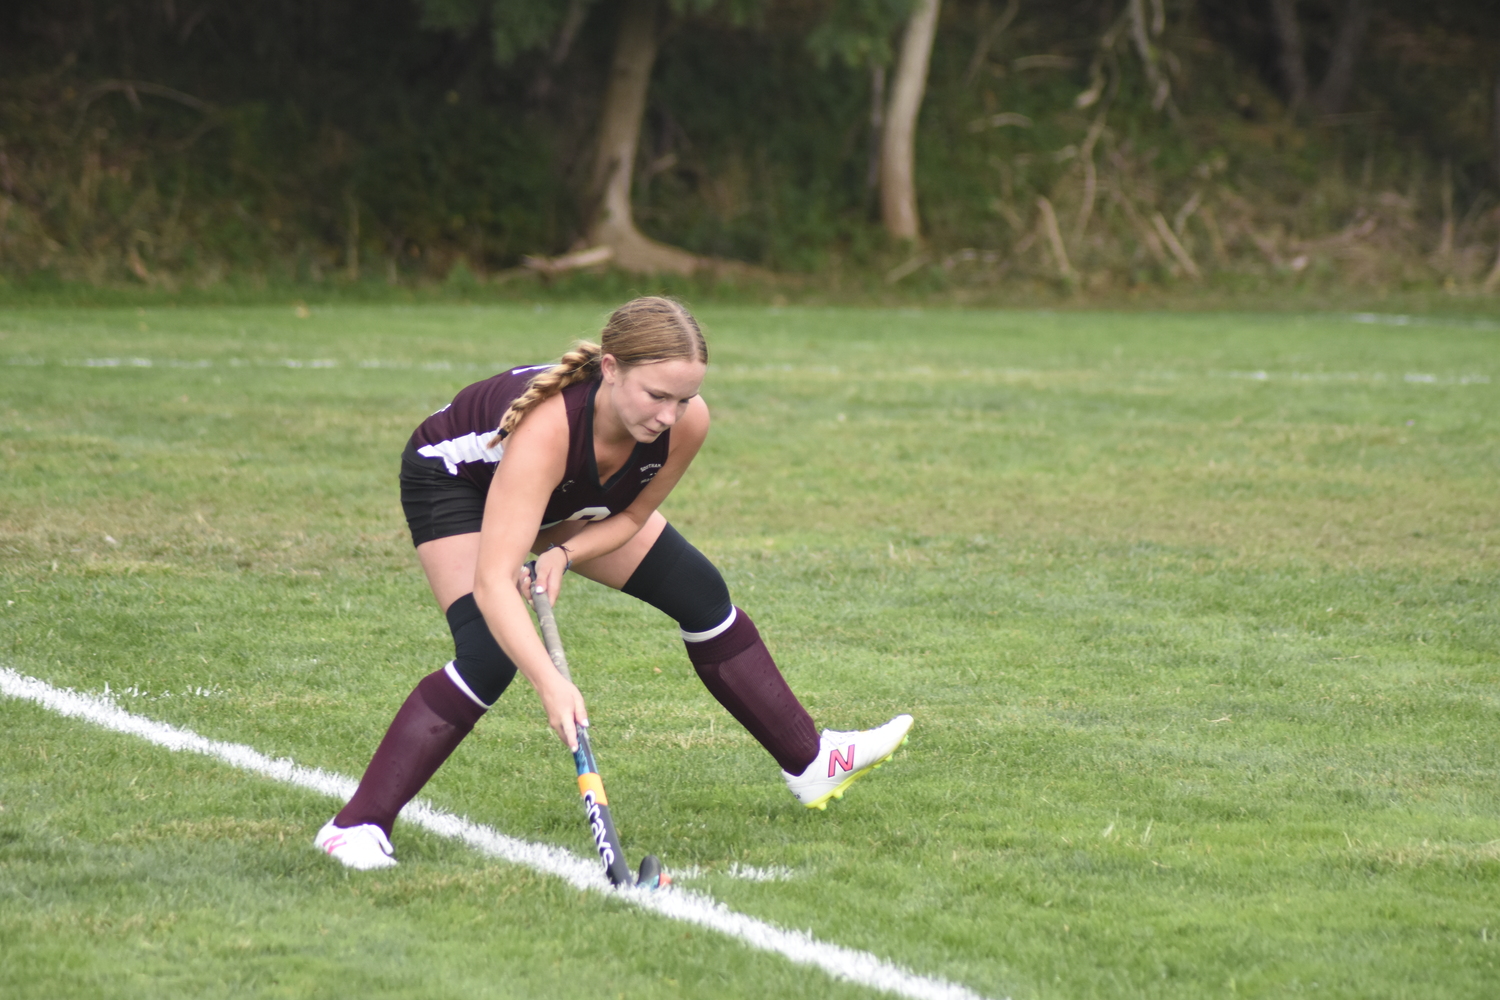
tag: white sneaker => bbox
[783,714,913,809]
[314,820,397,870]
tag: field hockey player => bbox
[316,296,913,870]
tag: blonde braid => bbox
[491,342,602,444]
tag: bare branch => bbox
[963,0,1021,87]
[1172,190,1202,237]
[967,112,1032,133]
[1152,212,1200,277]
[1126,0,1177,119]
[523,245,615,276]
[1037,196,1076,280]
[1108,178,1172,269]
[1075,6,1128,110]
[1074,114,1109,238]
[78,79,214,116]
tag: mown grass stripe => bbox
[0,666,1000,1000]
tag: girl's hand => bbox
[537,674,588,751]
[516,545,571,607]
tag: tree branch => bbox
[1036,195,1076,281]
[78,79,214,117]
[962,0,1020,87]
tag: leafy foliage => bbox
[0,0,1497,292]
[804,0,914,69]
[417,0,580,65]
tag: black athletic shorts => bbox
[399,442,487,546]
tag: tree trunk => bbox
[880,0,941,242]
[584,0,698,275]
[1312,0,1369,116]
[1268,0,1308,114]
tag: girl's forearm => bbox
[549,511,645,565]
[472,577,561,691]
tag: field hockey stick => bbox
[527,566,664,890]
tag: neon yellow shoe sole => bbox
[803,733,910,810]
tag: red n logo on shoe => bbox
[828,744,855,777]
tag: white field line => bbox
[671,861,800,882]
[1349,312,1500,331]
[0,667,1000,1000]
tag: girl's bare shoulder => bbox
[507,390,570,447]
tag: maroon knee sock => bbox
[683,609,820,775]
[334,668,486,836]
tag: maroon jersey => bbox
[410,366,670,528]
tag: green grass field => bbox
[2,303,1497,999]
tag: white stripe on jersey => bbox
[417,431,504,475]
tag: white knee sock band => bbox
[680,607,737,643]
[443,661,490,709]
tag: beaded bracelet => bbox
[545,543,573,573]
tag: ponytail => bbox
[491,342,601,445]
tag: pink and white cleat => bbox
[314,819,397,870]
[783,714,914,809]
